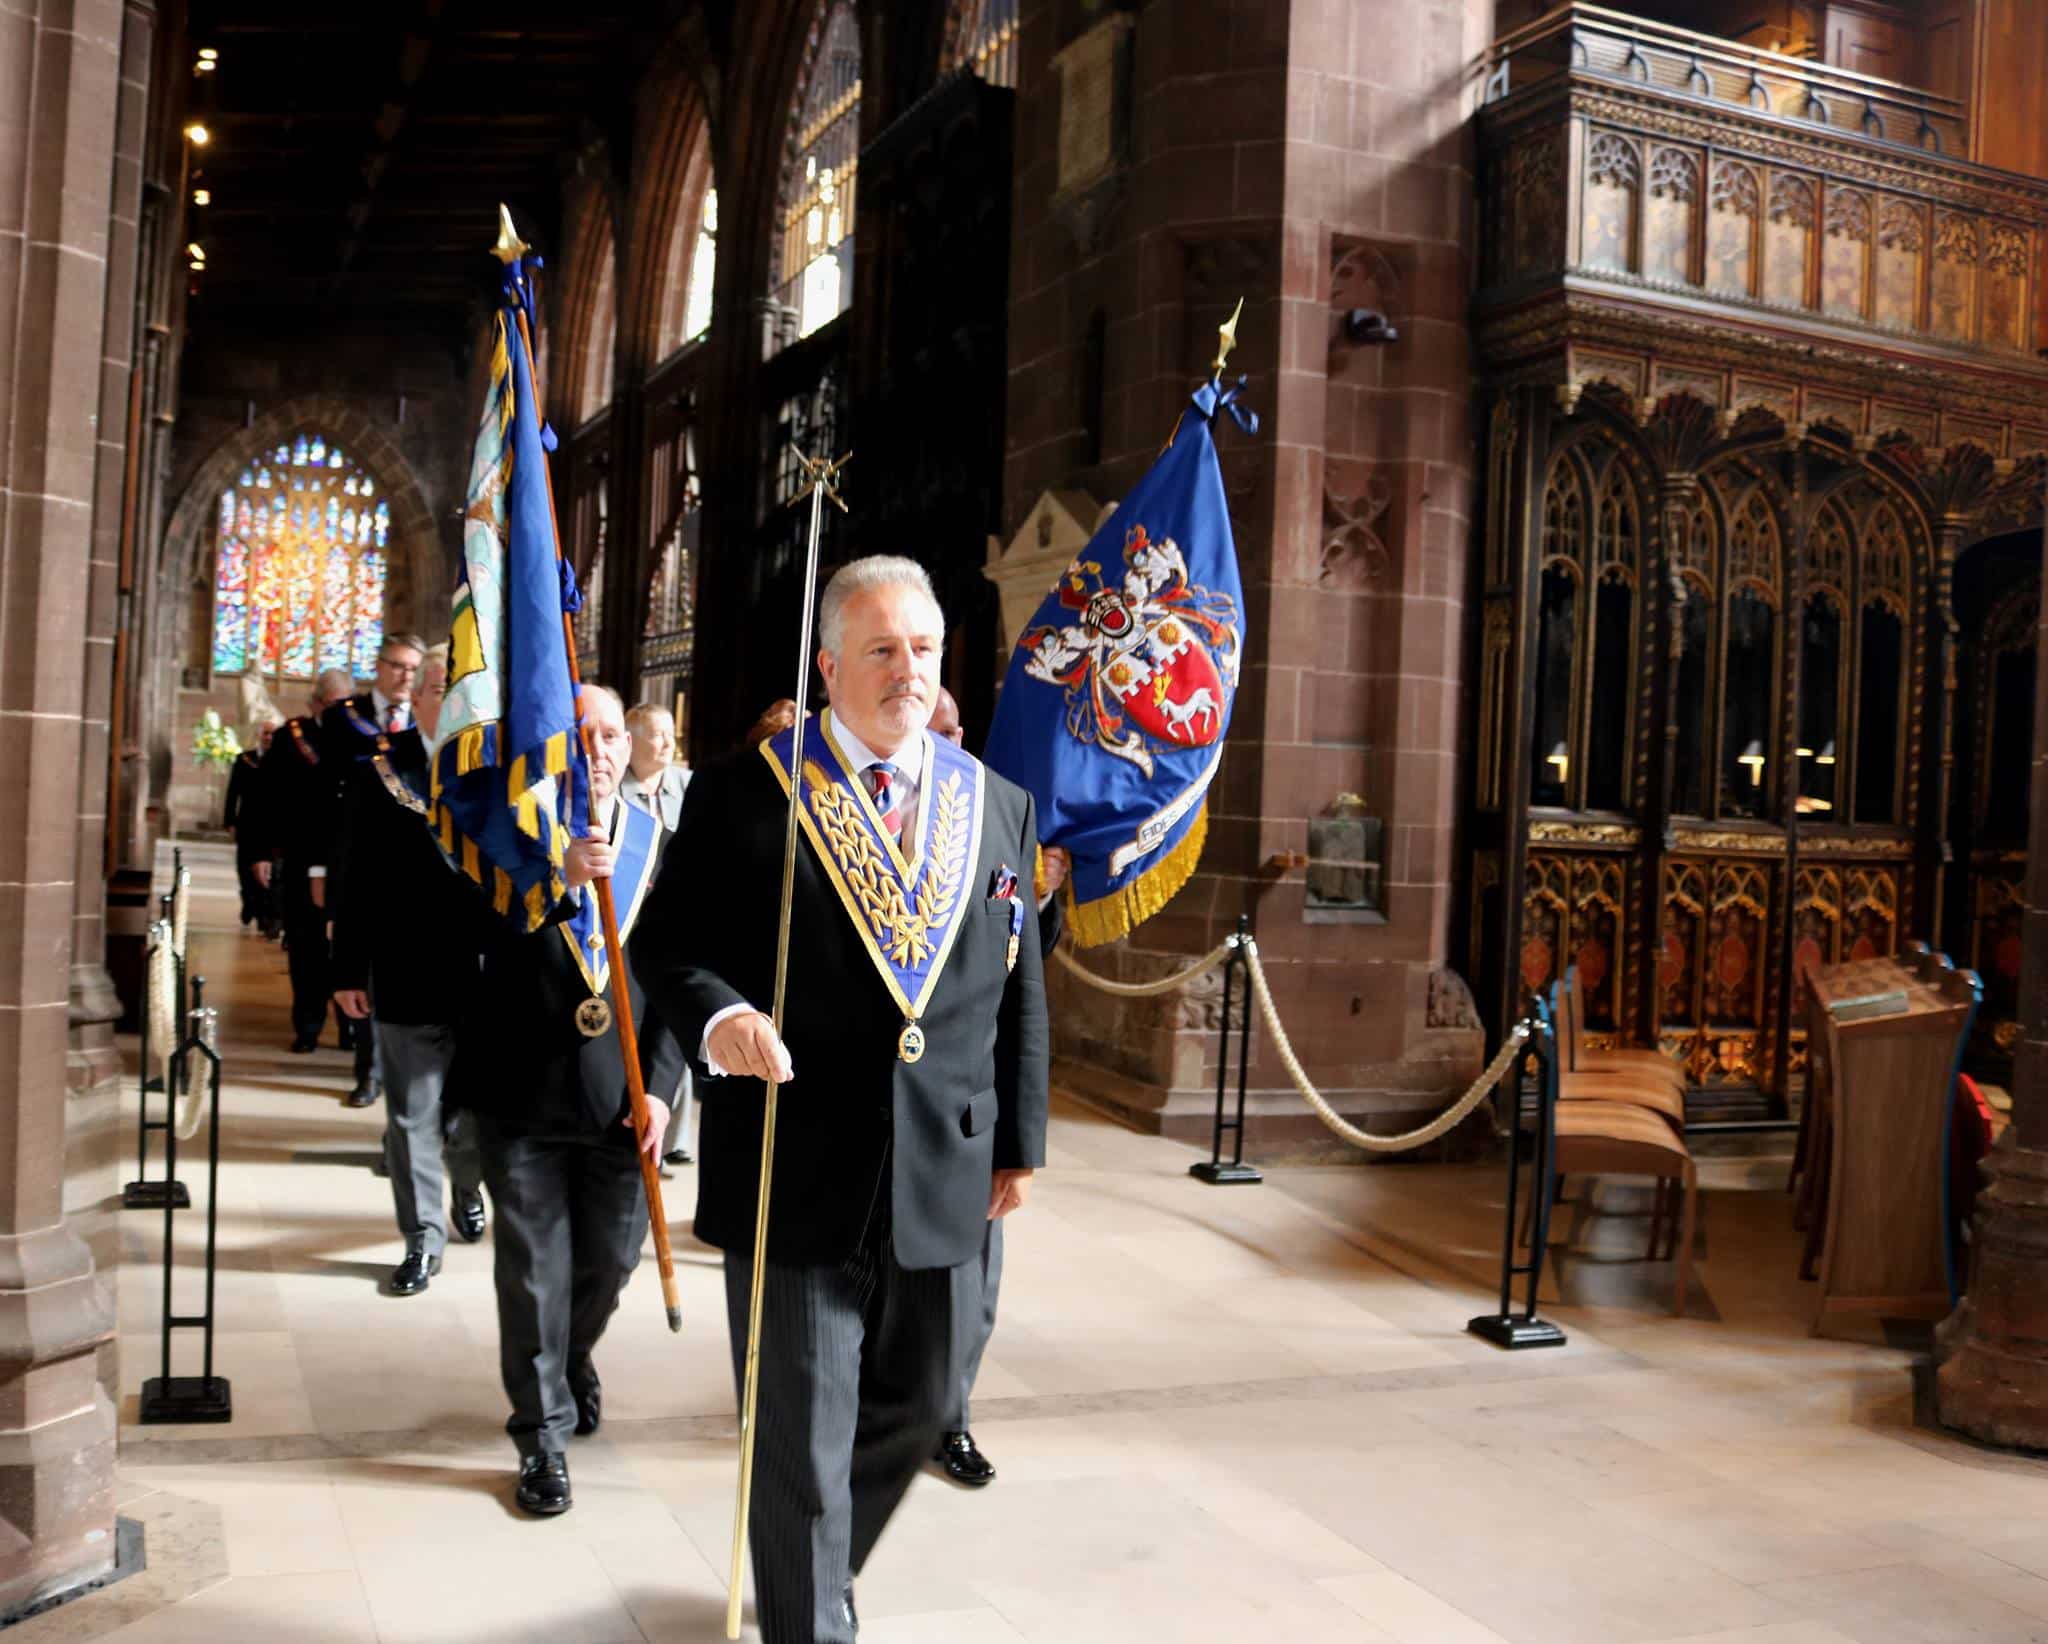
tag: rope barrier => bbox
[1052,940,1237,997]
[1241,940,1527,1153]
[1053,930,1529,1154]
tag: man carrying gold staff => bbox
[632,556,1049,1642]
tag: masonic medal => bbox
[575,996,613,1038]
[897,1021,926,1064]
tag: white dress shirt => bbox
[699,715,931,1075]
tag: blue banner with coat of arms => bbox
[985,383,1249,947]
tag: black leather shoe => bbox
[571,1371,602,1437]
[663,1148,692,1167]
[934,1430,995,1487]
[454,1191,486,1243]
[343,1082,377,1108]
[387,1246,441,1296]
[516,1451,571,1516]
[289,1035,318,1054]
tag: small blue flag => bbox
[428,257,589,931]
[985,384,1247,947]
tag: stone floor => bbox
[28,843,2048,1643]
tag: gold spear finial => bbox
[1211,296,1245,377]
[792,449,854,514]
[491,203,530,266]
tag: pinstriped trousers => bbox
[723,1192,971,1644]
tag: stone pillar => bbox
[70,0,155,1404]
[1935,533,2048,1448]
[0,0,128,1612]
[1004,0,1492,1150]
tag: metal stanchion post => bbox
[1191,917,1262,1186]
[1468,1002,1567,1350]
[140,977,231,1423]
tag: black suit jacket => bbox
[328,729,487,1027]
[629,741,1051,1271]
[253,714,336,868]
[223,751,265,840]
[460,844,686,1142]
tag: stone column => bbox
[1935,530,2048,1448]
[69,0,155,1405]
[0,0,128,1612]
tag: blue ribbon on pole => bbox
[1194,375,1259,436]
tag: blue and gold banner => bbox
[759,710,987,1019]
[428,249,589,932]
[985,384,1248,947]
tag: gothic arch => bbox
[553,178,622,429]
[159,396,443,649]
[621,54,717,371]
[148,398,447,830]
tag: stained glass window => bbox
[209,433,388,678]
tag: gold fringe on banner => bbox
[1065,804,1209,949]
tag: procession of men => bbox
[224,557,1050,1641]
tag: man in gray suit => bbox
[632,557,1049,1642]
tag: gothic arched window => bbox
[654,129,718,359]
[210,433,388,680]
[569,211,618,425]
[1719,485,1781,820]
[773,0,861,347]
[1528,438,1640,812]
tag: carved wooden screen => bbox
[1529,437,1642,814]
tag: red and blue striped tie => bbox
[867,761,903,846]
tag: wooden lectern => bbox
[1803,951,1975,1334]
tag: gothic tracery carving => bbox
[1710,162,1759,218]
[1824,189,1871,241]
[1768,173,1817,229]
[1878,198,1926,251]
[1588,131,1641,190]
[1649,147,1699,202]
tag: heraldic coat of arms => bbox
[1019,523,1241,779]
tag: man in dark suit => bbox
[632,556,1050,1643]
[329,646,488,1298]
[255,667,356,1057]
[921,686,1068,1494]
[463,683,678,1518]
[314,633,425,1107]
[223,719,281,935]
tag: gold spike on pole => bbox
[727,446,850,1640]
[1211,296,1245,380]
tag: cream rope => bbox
[171,866,191,962]
[1053,939,1236,998]
[146,920,175,1098]
[1052,930,1532,1154]
[1242,940,1529,1152]
[173,1007,214,1142]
